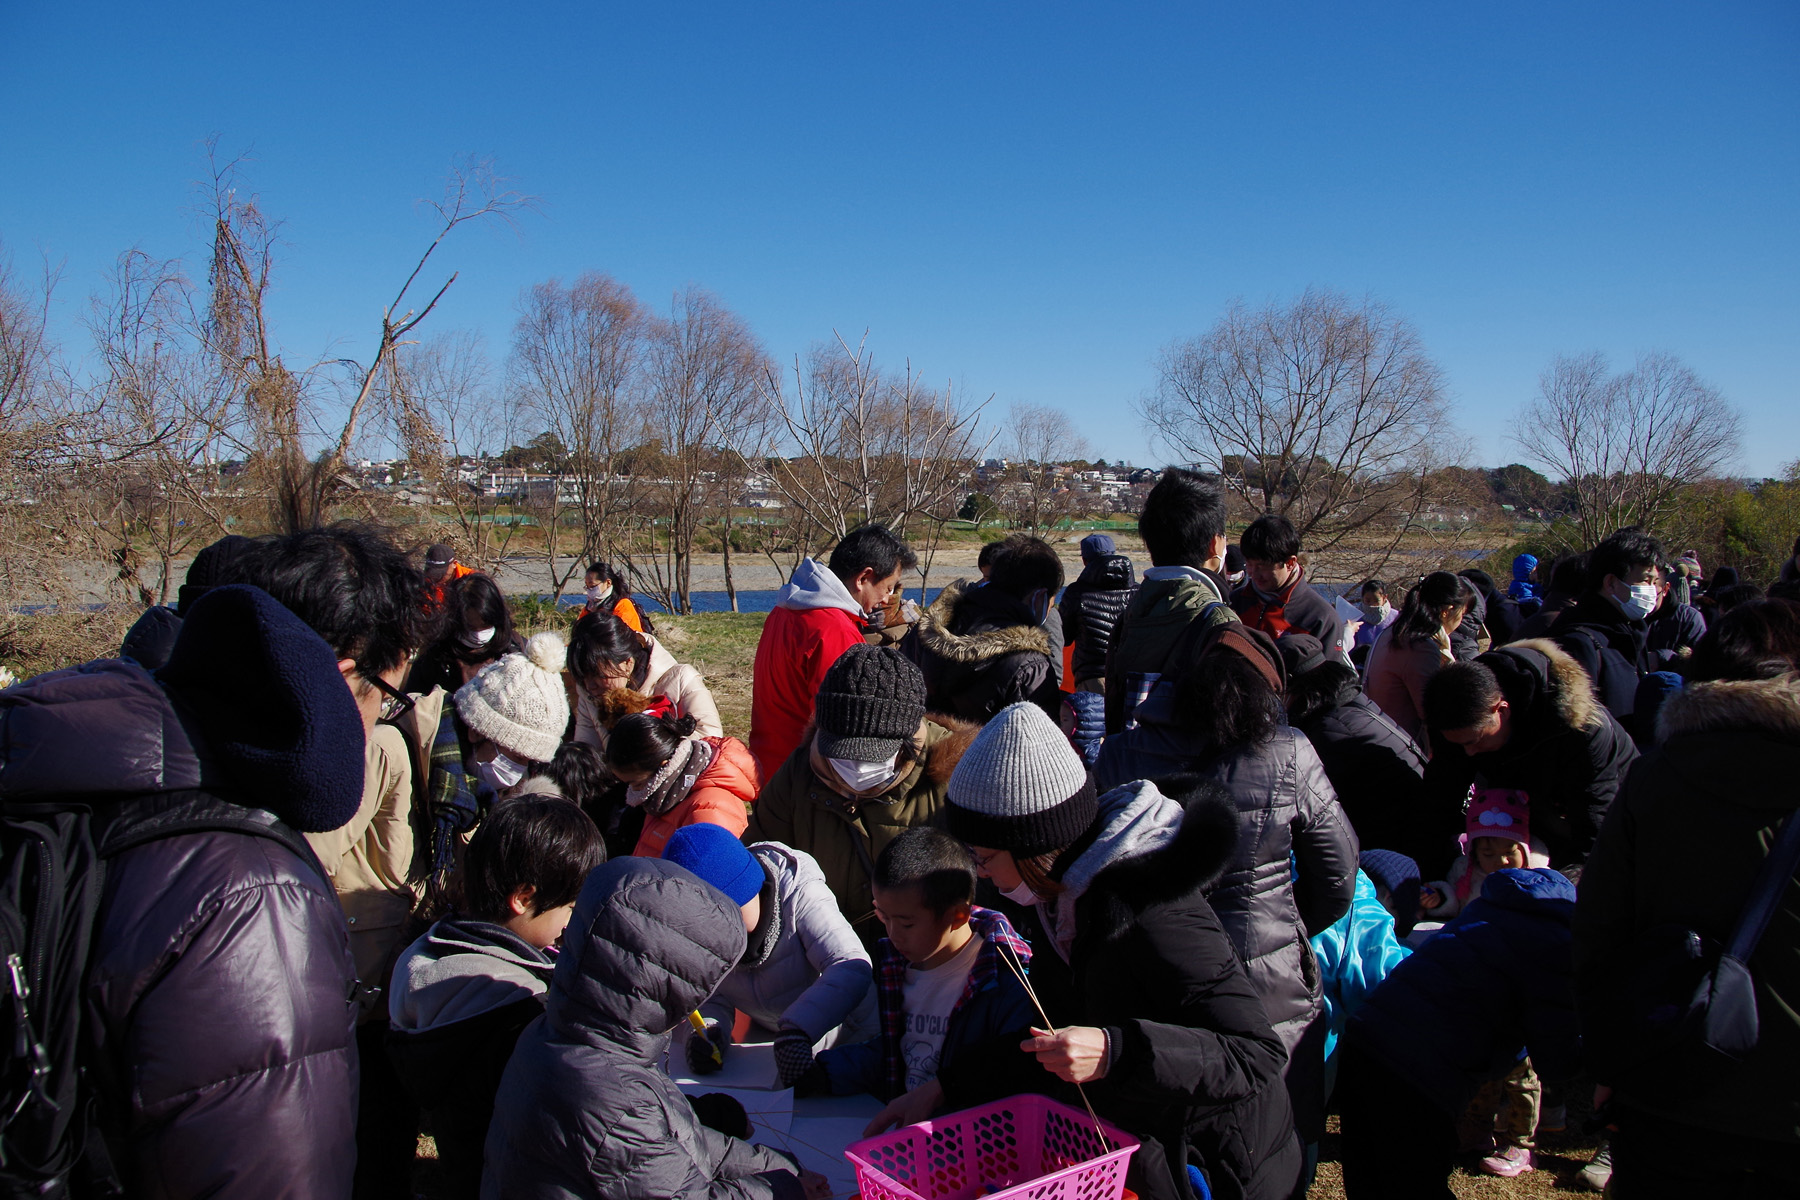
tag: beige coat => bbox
[572,635,723,752]
[306,721,419,1021]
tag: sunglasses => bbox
[369,675,415,725]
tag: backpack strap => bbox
[1725,810,1800,963]
[97,789,333,889]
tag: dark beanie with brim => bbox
[944,702,1097,858]
[158,584,367,833]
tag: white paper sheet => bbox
[666,1039,780,1091]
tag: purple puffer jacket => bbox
[0,592,365,1199]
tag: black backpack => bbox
[0,791,323,1197]
[1555,624,1642,724]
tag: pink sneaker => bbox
[1479,1145,1535,1178]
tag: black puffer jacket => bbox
[946,783,1301,1200]
[900,580,1056,722]
[483,857,804,1200]
[0,586,366,1200]
[1288,662,1434,867]
[1575,673,1800,1148]
[1060,554,1137,686]
[1423,639,1638,872]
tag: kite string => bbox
[996,940,1112,1155]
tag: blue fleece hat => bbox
[664,823,767,906]
[157,584,367,833]
[1512,553,1538,582]
[1079,533,1115,561]
[1358,849,1423,937]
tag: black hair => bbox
[569,611,651,689]
[1684,599,1800,683]
[977,540,1005,569]
[1423,660,1505,733]
[1138,468,1227,568]
[1173,648,1281,752]
[1239,513,1301,564]
[828,524,917,586]
[531,742,611,812]
[1712,582,1766,615]
[1546,553,1589,597]
[1459,568,1498,595]
[447,572,516,667]
[987,534,1065,597]
[462,794,605,921]
[872,826,975,917]
[604,710,701,775]
[1707,565,1740,593]
[1359,578,1388,599]
[1391,571,1467,649]
[1791,535,1800,560]
[234,522,431,678]
[1588,529,1665,591]
[1285,659,1360,726]
[1769,579,1800,604]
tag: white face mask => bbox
[1361,603,1391,624]
[458,625,496,650]
[1000,879,1039,906]
[829,754,899,792]
[478,752,526,792]
[585,582,611,604]
[1617,583,1659,621]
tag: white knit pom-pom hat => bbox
[454,631,570,763]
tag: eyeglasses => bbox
[369,675,415,725]
[969,847,1002,871]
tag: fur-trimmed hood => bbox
[1076,778,1242,940]
[1481,638,1605,733]
[913,579,1050,664]
[1659,672,1800,743]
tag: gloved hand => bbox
[773,1024,815,1088]
[685,1017,730,1074]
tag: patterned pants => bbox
[1460,1058,1541,1151]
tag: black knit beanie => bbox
[814,645,927,762]
[177,534,256,616]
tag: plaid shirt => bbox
[425,707,489,884]
[876,906,1033,1098]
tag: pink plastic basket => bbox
[846,1095,1139,1200]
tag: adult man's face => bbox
[848,566,904,615]
[1440,699,1512,757]
[1601,561,1656,607]
[1246,555,1300,594]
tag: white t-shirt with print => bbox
[900,933,983,1092]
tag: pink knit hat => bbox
[1463,787,1531,852]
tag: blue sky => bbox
[3,2,1796,475]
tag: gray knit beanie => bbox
[945,702,1095,858]
[455,631,570,764]
[814,644,927,762]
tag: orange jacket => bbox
[634,736,759,858]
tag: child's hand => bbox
[1418,887,1443,911]
[1021,1026,1109,1083]
[799,1169,833,1200]
[685,1019,730,1074]
[862,1079,944,1137]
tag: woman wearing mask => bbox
[745,645,978,952]
[574,560,647,634]
[603,711,758,858]
[407,572,526,695]
[454,632,573,801]
[1362,571,1471,742]
[569,613,722,754]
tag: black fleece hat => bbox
[814,644,927,762]
[176,534,255,616]
[1276,631,1327,679]
[158,584,367,833]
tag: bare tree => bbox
[1514,351,1742,549]
[204,149,529,532]
[1143,288,1457,574]
[998,402,1089,536]
[379,331,526,571]
[509,273,645,598]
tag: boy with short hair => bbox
[388,796,606,1200]
[804,828,1034,1133]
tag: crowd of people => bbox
[0,481,1795,1200]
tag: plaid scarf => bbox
[427,708,490,884]
[874,906,1033,1099]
